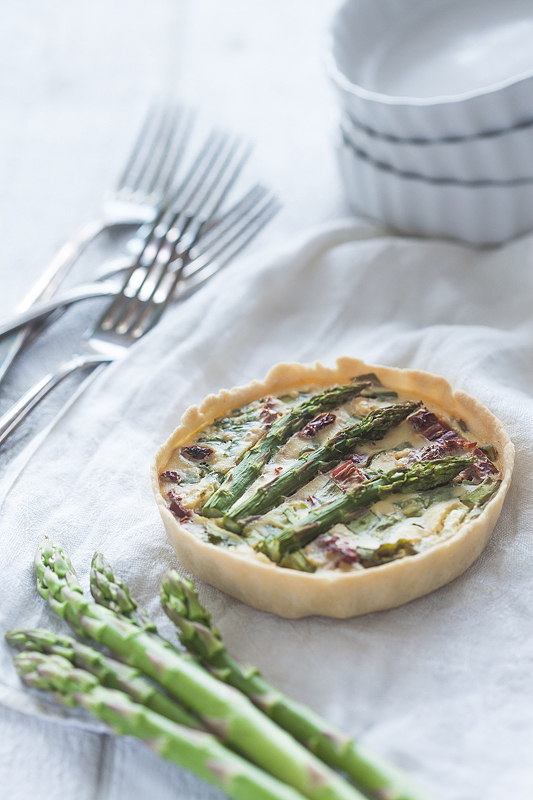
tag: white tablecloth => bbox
[0,3,532,800]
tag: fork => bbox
[0,187,279,447]
[0,105,192,382]
[0,129,251,341]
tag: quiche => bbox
[152,358,513,618]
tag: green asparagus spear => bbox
[223,402,420,532]
[35,539,366,800]
[13,651,309,800]
[257,456,473,563]
[5,627,203,730]
[90,552,155,630]
[202,383,370,518]
[161,571,434,800]
[91,552,155,616]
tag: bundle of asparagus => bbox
[6,540,435,800]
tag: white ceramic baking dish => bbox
[337,133,533,245]
[341,114,533,183]
[327,0,533,139]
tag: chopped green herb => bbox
[279,551,316,572]
[282,507,302,524]
[182,470,201,484]
[374,514,403,533]
[347,510,379,534]
[365,391,399,400]
[420,484,456,504]
[462,480,500,508]
[314,480,344,504]
[357,539,418,568]
[206,531,225,545]
[396,496,426,517]
[355,373,382,386]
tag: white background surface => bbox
[0,3,532,800]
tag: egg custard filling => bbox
[157,374,502,575]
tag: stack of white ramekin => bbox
[326,0,533,245]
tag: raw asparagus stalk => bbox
[161,571,435,800]
[5,627,204,730]
[257,456,474,563]
[90,551,197,651]
[90,552,155,629]
[224,402,420,532]
[35,539,366,800]
[202,383,370,518]
[13,651,309,800]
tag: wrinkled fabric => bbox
[1,220,532,800]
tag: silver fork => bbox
[0,187,279,447]
[0,130,251,341]
[0,105,192,382]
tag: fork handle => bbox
[0,281,117,340]
[19,218,108,312]
[0,218,109,383]
[0,354,114,447]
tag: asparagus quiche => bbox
[152,358,513,618]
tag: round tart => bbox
[151,358,514,618]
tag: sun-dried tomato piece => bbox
[409,410,499,480]
[181,445,214,461]
[159,470,181,483]
[167,490,191,521]
[416,437,477,461]
[299,412,336,438]
[461,453,499,481]
[409,407,451,441]
[331,460,366,484]
[259,397,280,426]
[320,533,360,564]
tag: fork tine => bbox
[97,131,222,328]
[193,184,269,250]
[164,130,224,214]
[186,138,251,219]
[108,133,226,322]
[128,105,172,192]
[115,104,158,192]
[198,142,252,230]
[130,105,184,196]
[125,145,254,330]
[123,131,231,282]
[169,133,231,220]
[179,199,280,297]
[144,106,190,196]
[99,126,256,339]
[187,192,279,273]
[159,108,196,200]
[131,191,280,338]
[125,190,268,340]
[171,139,253,257]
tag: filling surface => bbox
[159,374,500,573]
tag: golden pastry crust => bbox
[151,358,514,618]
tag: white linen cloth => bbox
[0,220,532,800]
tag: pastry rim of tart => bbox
[151,357,514,619]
